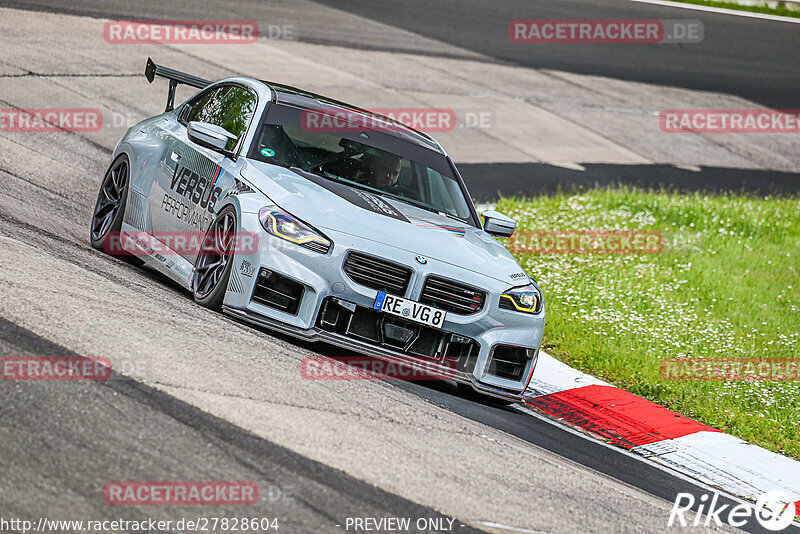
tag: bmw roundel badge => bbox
[415,255,427,264]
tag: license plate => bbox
[373,291,447,328]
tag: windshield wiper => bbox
[290,165,328,180]
[289,166,466,221]
[378,193,456,219]
[289,166,372,193]
[442,212,468,223]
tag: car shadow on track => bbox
[292,334,521,410]
[113,249,520,411]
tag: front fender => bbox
[213,187,267,229]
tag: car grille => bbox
[316,298,479,371]
[419,277,485,315]
[343,252,411,296]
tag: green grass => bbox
[495,189,800,459]
[664,0,800,18]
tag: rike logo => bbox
[669,490,796,531]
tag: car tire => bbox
[90,155,143,266]
[192,205,238,310]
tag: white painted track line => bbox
[526,351,800,512]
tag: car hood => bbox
[240,160,528,286]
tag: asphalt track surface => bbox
[312,0,800,110]
[1,277,786,534]
[458,163,800,200]
[0,318,482,533]
[0,1,798,533]
[2,0,798,109]
[3,0,797,198]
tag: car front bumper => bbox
[223,215,545,401]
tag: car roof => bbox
[258,80,445,153]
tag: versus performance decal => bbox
[162,162,226,231]
[170,163,223,212]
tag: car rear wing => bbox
[145,57,211,112]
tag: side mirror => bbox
[187,121,237,156]
[482,210,517,238]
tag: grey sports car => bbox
[90,58,544,401]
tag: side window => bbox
[183,85,256,151]
[183,86,224,124]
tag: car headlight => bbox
[500,283,542,314]
[259,206,331,253]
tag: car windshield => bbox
[249,104,474,222]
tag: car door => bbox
[148,83,257,264]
